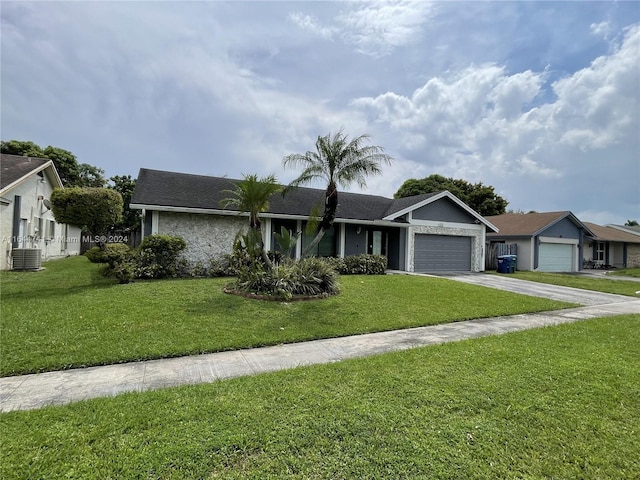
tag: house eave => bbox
[0,160,63,196]
[130,203,412,228]
[383,191,499,232]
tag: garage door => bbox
[414,234,471,271]
[538,243,573,272]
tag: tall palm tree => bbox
[220,173,281,269]
[283,130,393,257]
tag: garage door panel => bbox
[414,235,471,271]
[538,243,573,272]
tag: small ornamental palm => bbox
[283,130,393,257]
[220,174,281,269]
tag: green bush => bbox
[230,257,340,300]
[319,254,387,275]
[103,243,134,269]
[85,246,106,263]
[341,254,387,275]
[135,234,187,279]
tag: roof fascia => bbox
[384,190,499,232]
[607,224,640,237]
[131,203,410,228]
[0,160,62,196]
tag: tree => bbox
[394,174,508,216]
[77,163,107,188]
[625,220,639,227]
[0,139,44,157]
[1,140,106,187]
[108,175,140,232]
[50,187,123,246]
[283,130,393,257]
[220,174,282,269]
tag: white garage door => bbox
[414,234,472,271]
[538,243,574,272]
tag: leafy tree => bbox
[625,220,639,227]
[77,163,107,188]
[220,174,282,269]
[283,130,393,257]
[108,175,140,231]
[41,146,83,186]
[50,187,123,246]
[0,140,44,157]
[394,174,508,216]
[1,140,106,187]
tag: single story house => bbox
[130,168,499,272]
[582,222,640,268]
[0,154,82,270]
[485,211,594,272]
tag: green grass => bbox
[503,271,640,296]
[609,267,640,278]
[1,315,638,479]
[0,257,576,377]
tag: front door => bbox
[367,230,387,256]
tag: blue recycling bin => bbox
[497,255,517,273]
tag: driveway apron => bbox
[432,273,633,306]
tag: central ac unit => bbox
[12,248,42,270]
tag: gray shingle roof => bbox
[131,168,432,222]
[0,154,50,190]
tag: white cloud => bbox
[289,12,334,39]
[338,0,435,56]
[289,0,434,57]
[352,24,639,185]
[590,21,611,39]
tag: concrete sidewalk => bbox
[2,298,638,413]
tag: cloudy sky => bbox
[2,1,639,224]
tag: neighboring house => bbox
[485,211,594,272]
[130,168,499,272]
[583,222,640,268]
[0,154,82,270]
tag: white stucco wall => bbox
[157,211,246,265]
[407,222,486,272]
[1,173,81,270]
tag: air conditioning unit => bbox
[12,248,42,270]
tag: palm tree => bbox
[220,174,281,269]
[283,130,393,257]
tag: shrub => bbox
[209,255,237,277]
[294,257,341,296]
[103,243,135,269]
[229,257,340,300]
[135,234,187,279]
[341,254,387,275]
[85,246,106,263]
[313,254,387,275]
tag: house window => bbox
[36,217,44,239]
[595,242,605,261]
[301,222,337,257]
[271,219,298,257]
[367,230,388,256]
[18,219,27,247]
[47,220,56,240]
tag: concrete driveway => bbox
[428,272,636,306]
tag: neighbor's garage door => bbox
[414,234,471,271]
[538,243,573,272]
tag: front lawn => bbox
[503,271,640,296]
[0,256,575,376]
[1,315,638,479]
[608,267,640,278]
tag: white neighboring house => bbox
[0,154,82,270]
